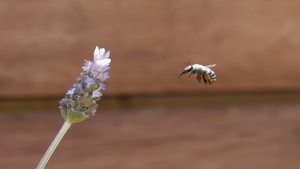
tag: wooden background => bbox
[1,1,300,169]
[2,104,300,169]
[1,0,300,98]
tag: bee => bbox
[178,62,216,84]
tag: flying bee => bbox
[178,61,216,84]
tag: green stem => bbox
[36,121,72,169]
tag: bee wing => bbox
[205,64,216,68]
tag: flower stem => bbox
[36,121,72,169]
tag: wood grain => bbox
[1,0,300,97]
[1,104,300,169]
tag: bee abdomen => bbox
[207,70,216,82]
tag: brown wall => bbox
[1,0,300,98]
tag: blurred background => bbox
[1,0,300,168]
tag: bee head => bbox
[178,65,193,78]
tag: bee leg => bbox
[203,72,213,85]
[189,69,197,78]
[196,75,202,83]
[188,72,194,78]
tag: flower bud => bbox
[59,46,111,123]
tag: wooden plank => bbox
[1,104,300,168]
[1,0,300,97]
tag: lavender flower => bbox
[59,46,111,123]
[37,46,111,169]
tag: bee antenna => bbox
[183,61,191,66]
